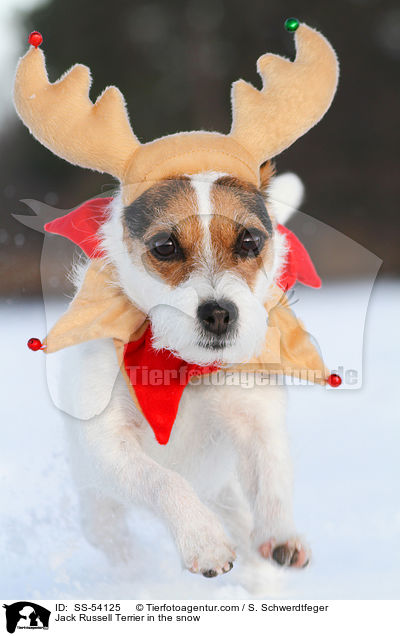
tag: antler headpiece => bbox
[16,24,342,430]
[14,21,338,203]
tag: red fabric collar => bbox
[45,197,321,445]
[276,224,321,290]
[124,325,218,444]
[45,197,111,259]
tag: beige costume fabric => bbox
[13,21,338,412]
[44,260,329,397]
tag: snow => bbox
[1,280,399,600]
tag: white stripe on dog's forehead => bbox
[189,172,227,258]
[189,172,227,218]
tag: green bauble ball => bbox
[284,17,300,32]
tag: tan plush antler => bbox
[14,46,140,178]
[14,23,338,195]
[230,24,339,164]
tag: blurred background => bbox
[1,0,400,600]
[0,0,399,299]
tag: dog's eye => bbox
[235,228,266,258]
[148,233,180,260]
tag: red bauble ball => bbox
[27,337,43,351]
[28,31,43,48]
[327,373,342,388]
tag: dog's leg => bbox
[220,384,310,568]
[77,487,134,563]
[77,377,236,577]
[64,416,135,564]
[209,481,253,552]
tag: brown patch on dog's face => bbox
[122,172,275,289]
[209,175,275,289]
[123,177,204,287]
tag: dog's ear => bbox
[44,259,146,353]
[265,172,305,225]
[43,259,147,420]
[267,296,328,384]
[242,285,329,384]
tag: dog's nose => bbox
[197,300,238,336]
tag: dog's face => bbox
[102,170,286,365]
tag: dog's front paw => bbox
[178,515,236,578]
[259,537,310,568]
[191,558,234,578]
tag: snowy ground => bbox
[1,280,399,600]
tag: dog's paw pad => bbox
[202,569,218,578]
[190,556,235,577]
[201,560,233,578]
[222,560,234,573]
[260,539,309,568]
